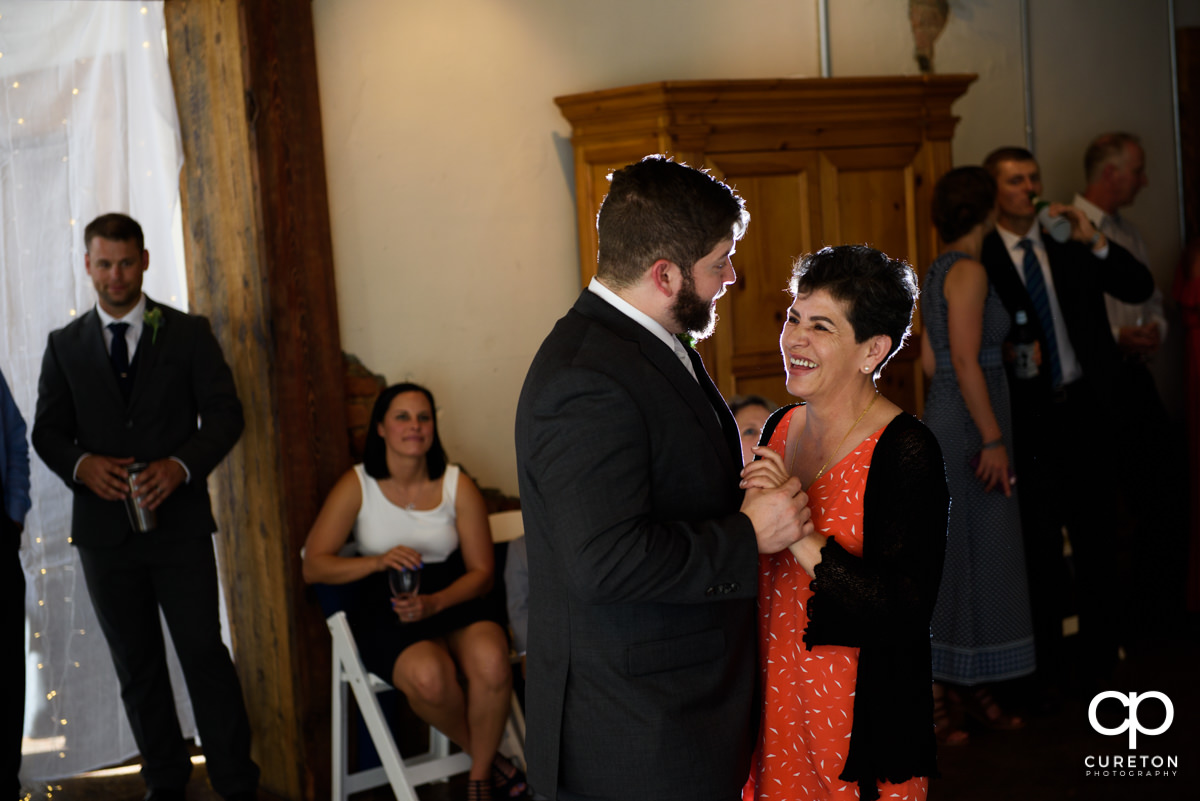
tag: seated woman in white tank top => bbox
[302,383,525,801]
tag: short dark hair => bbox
[729,394,778,416]
[363,382,448,480]
[982,146,1036,177]
[1084,132,1141,184]
[789,245,918,379]
[596,155,749,287]
[84,213,145,252]
[932,166,997,242]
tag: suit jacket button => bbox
[126,420,134,428]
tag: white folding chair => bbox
[327,608,471,801]
[320,512,528,800]
[488,509,528,766]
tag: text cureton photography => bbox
[1084,691,1180,780]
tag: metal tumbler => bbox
[123,462,158,532]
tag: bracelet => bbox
[981,438,1004,450]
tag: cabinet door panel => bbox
[706,153,820,399]
[818,146,920,265]
[818,146,925,414]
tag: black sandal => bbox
[958,685,1025,731]
[491,754,528,798]
[933,683,969,746]
[468,778,492,801]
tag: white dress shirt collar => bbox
[588,276,698,381]
[996,220,1043,265]
[96,294,147,355]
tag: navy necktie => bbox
[1017,239,1062,387]
[108,322,133,400]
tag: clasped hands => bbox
[77,455,185,510]
[739,447,820,559]
[376,544,437,624]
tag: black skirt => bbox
[346,548,504,684]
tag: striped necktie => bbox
[1017,238,1062,387]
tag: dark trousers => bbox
[77,530,258,796]
[1050,383,1121,675]
[1013,378,1121,684]
[7,521,25,797]
[1110,360,1190,636]
[1011,396,1069,685]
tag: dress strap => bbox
[441,464,460,506]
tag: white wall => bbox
[311,0,821,493]
[312,0,1185,494]
[830,0,1029,166]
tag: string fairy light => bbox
[7,5,198,775]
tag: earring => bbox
[862,365,871,373]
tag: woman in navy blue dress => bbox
[921,168,1034,743]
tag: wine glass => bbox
[387,565,422,601]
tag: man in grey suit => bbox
[515,156,813,801]
[33,214,258,801]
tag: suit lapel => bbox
[982,232,1029,314]
[128,296,161,408]
[574,291,738,474]
[687,347,742,468]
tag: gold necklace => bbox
[793,392,879,488]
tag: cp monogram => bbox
[1088,691,1174,749]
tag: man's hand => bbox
[741,476,814,554]
[1049,204,1105,248]
[1117,322,1161,357]
[131,459,186,510]
[76,455,135,501]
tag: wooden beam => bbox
[165,1,349,798]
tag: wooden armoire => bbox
[555,75,975,415]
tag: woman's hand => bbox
[392,591,440,623]
[376,544,424,573]
[787,529,828,578]
[975,445,1013,497]
[740,446,791,490]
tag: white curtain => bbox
[0,1,199,782]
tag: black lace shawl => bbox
[761,408,950,801]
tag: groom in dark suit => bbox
[979,148,1153,692]
[32,214,258,801]
[516,156,813,801]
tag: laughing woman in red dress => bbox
[741,246,950,801]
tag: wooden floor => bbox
[20,628,1197,801]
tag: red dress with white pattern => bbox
[742,408,928,801]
